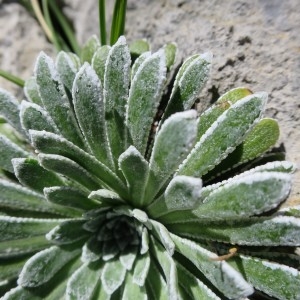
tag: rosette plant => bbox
[0,35,300,299]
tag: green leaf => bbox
[119,247,138,271]
[101,259,127,295]
[170,233,254,299]
[161,52,212,123]
[92,45,111,84]
[176,263,220,300]
[130,51,150,81]
[118,146,149,207]
[89,189,124,206]
[193,171,291,220]
[81,236,102,263]
[0,88,25,137]
[230,255,300,300]
[104,36,131,162]
[170,216,300,246]
[55,51,80,92]
[44,186,98,211]
[46,219,89,245]
[29,130,127,198]
[12,158,64,194]
[18,245,80,287]
[0,134,29,172]
[133,253,150,286]
[73,63,114,168]
[144,110,197,204]
[1,286,41,300]
[197,87,253,139]
[164,42,177,71]
[66,262,102,300]
[129,39,150,61]
[20,100,60,134]
[122,271,148,300]
[147,175,202,218]
[81,35,100,64]
[35,52,84,148]
[126,50,166,155]
[178,92,267,177]
[38,153,101,191]
[0,216,61,241]
[24,77,43,105]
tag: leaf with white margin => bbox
[0,134,29,172]
[150,236,180,300]
[1,286,41,300]
[55,51,80,92]
[130,51,151,81]
[35,52,84,148]
[24,76,43,105]
[12,158,64,194]
[101,258,127,295]
[147,175,202,218]
[81,35,100,64]
[0,88,26,137]
[0,216,62,242]
[170,233,254,299]
[20,101,60,134]
[197,87,252,140]
[38,154,101,191]
[170,216,300,246]
[133,253,150,286]
[176,263,221,300]
[104,36,131,163]
[193,171,291,220]
[161,52,212,124]
[73,63,114,168]
[230,255,300,300]
[92,45,111,84]
[119,247,138,270]
[0,179,75,217]
[149,219,175,256]
[89,189,124,206]
[46,219,89,245]
[44,186,98,211]
[144,110,198,205]
[66,261,102,300]
[122,271,148,300]
[178,92,267,177]
[140,227,149,255]
[29,130,127,198]
[126,49,166,155]
[18,245,80,287]
[81,236,102,263]
[118,146,149,207]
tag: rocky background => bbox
[0,0,299,205]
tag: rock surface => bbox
[0,0,299,204]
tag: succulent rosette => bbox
[0,36,299,299]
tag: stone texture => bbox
[0,0,299,204]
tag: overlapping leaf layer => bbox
[0,36,299,299]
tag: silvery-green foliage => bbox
[0,36,299,300]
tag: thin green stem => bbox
[110,0,127,45]
[48,0,81,55]
[99,0,107,45]
[0,70,25,87]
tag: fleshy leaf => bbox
[144,110,197,204]
[178,92,267,177]
[12,158,64,194]
[24,77,43,105]
[164,42,177,71]
[122,271,147,300]
[104,36,131,163]
[73,63,114,168]
[66,262,102,300]
[0,134,29,172]
[92,45,111,84]
[129,39,150,61]
[20,101,60,134]
[119,247,137,270]
[126,49,166,155]
[18,245,80,287]
[81,35,100,64]
[35,52,84,148]
[38,153,101,191]
[133,253,150,286]
[170,216,300,246]
[171,233,254,299]
[81,236,102,263]
[130,51,151,81]
[161,52,212,123]
[231,255,300,300]
[118,146,149,207]
[193,171,291,220]
[101,259,127,295]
